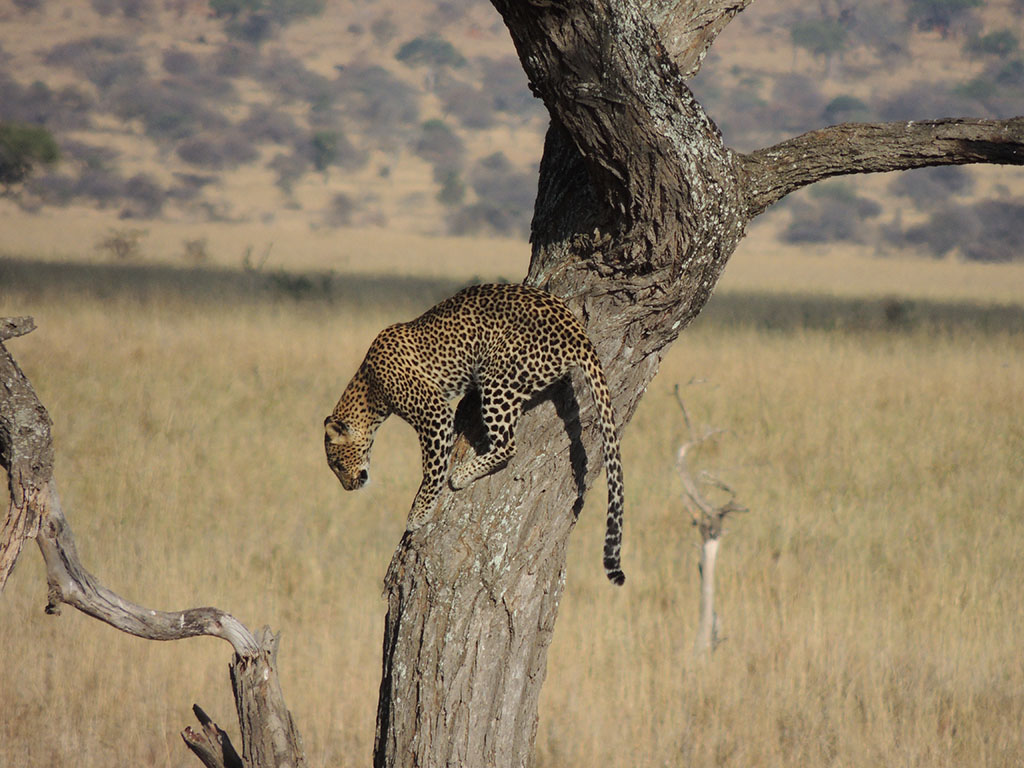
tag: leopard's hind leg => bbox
[450,384,524,489]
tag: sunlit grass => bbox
[1,256,1022,767]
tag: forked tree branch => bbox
[2,320,306,767]
[0,320,259,656]
[643,0,756,77]
[738,117,1024,217]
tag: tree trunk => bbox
[373,2,1024,767]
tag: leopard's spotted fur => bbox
[324,283,626,585]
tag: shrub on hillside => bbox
[469,152,534,225]
[122,173,166,218]
[438,81,495,129]
[260,51,332,106]
[396,36,466,69]
[162,48,201,76]
[306,129,364,172]
[413,119,464,171]
[267,151,309,194]
[782,183,882,244]
[822,95,874,124]
[73,167,126,207]
[897,200,1024,262]
[176,131,259,170]
[0,75,93,131]
[333,65,419,132]
[326,192,359,226]
[0,121,59,190]
[239,104,303,146]
[965,30,1019,57]
[45,36,145,92]
[108,80,230,141]
[888,165,973,208]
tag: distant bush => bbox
[107,80,230,141]
[0,121,59,190]
[73,167,126,207]
[45,36,145,92]
[333,65,419,132]
[907,0,981,37]
[438,81,495,129]
[182,238,209,264]
[396,36,466,69]
[25,172,75,206]
[899,200,1024,262]
[370,15,398,45]
[878,81,975,121]
[469,151,534,219]
[782,183,881,244]
[162,48,201,75]
[176,131,259,169]
[822,95,873,124]
[414,119,464,171]
[211,42,261,77]
[888,165,973,207]
[307,129,363,172]
[993,58,1024,86]
[965,30,1019,57]
[121,173,166,218]
[0,76,93,131]
[260,50,332,106]
[436,170,465,206]
[790,17,848,70]
[267,151,309,194]
[95,227,146,260]
[12,0,43,13]
[965,201,1024,262]
[326,192,358,226]
[447,202,529,238]
[239,104,303,146]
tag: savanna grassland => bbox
[1,242,1022,767]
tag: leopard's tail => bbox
[579,342,626,586]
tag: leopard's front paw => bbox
[449,463,474,490]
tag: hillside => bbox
[0,0,1022,266]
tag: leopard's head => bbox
[324,416,372,490]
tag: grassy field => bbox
[1,244,1022,767]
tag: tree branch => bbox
[739,117,1024,217]
[0,322,259,656]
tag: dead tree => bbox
[0,318,305,768]
[673,386,746,656]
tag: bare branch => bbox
[182,705,244,768]
[738,117,1024,217]
[0,316,36,342]
[0,331,259,657]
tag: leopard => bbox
[324,282,626,585]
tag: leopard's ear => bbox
[324,418,349,441]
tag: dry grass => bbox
[1,248,1022,767]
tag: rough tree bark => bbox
[375,2,1024,767]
